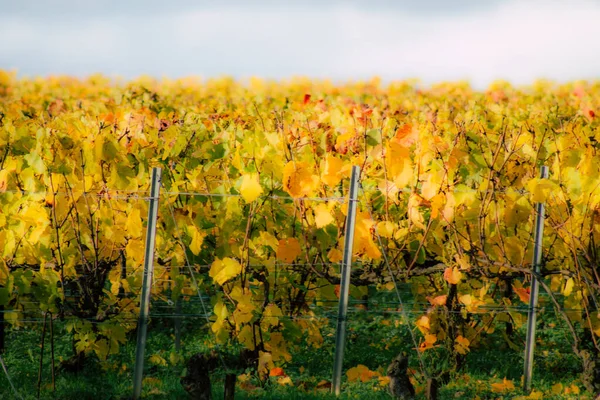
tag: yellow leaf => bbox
[421,171,442,200]
[504,236,524,265]
[321,154,344,187]
[567,383,580,394]
[20,203,48,226]
[346,365,378,383]
[4,311,18,324]
[376,221,395,238]
[563,277,574,297]
[125,207,143,238]
[491,377,515,393]
[0,169,10,192]
[94,339,110,361]
[231,287,255,325]
[266,332,291,362]
[454,335,470,355]
[149,353,167,367]
[189,226,206,256]
[416,316,430,333]
[327,248,343,263]
[527,178,557,203]
[143,377,163,387]
[276,238,301,263]
[527,389,543,399]
[258,351,274,376]
[378,376,391,387]
[407,193,426,230]
[147,388,166,396]
[314,203,334,228]
[240,173,263,202]
[353,210,382,259]
[209,257,242,285]
[258,231,279,251]
[169,351,183,365]
[458,294,473,306]
[213,301,229,321]
[261,303,283,329]
[455,254,471,270]
[233,306,254,325]
[444,267,462,285]
[283,161,319,197]
[551,382,563,394]
[277,376,293,386]
[386,142,413,189]
[238,325,256,350]
[126,239,145,265]
[0,260,9,284]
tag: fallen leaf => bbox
[491,377,515,393]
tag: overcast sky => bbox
[1,0,599,88]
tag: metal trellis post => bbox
[332,165,360,396]
[523,165,549,393]
[133,167,162,399]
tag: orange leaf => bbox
[513,286,530,303]
[394,124,417,147]
[419,334,437,352]
[454,335,470,355]
[427,295,447,306]
[444,267,462,285]
[276,238,301,263]
[334,285,341,298]
[282,161,319,197]
[269,367,286,377]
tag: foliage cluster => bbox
[1,70,600,395]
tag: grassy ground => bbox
[0,309,589,399]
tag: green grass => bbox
[0,309,589,399]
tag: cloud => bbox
[326,0,600,86]
[0,0,599,87]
